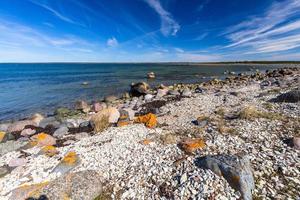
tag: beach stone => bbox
[30,133,56,147]
[0,165,10,178]
[123,108,135,120]
[168,90,180,96]
[271,89,300,103]
[0,131,7,143]
[195,116,209,127]
[7,120,34,133]
[130,82,150,96]
[135,113,157,128]
[144,94,154,102]
[20,128,36,137]
[31,113,44,126]
[0,140,28,156]
[39,145,59,157]
[104,95,117,103]
[8,158,27,167]
[117,110,131,127]
[122,92,131,99]
[156,88,168,98]
[9,182,49,200]
[54,108,71,119]
[92,102,106,112]
[195,87,204,93]
[107,107,120,123]
[181,88,192,97]
[63,118,85,128]
[0,123,10,132]
[52,151,80,175]
[25,170,103,200]
[75,132,90,140]
[147,72,155,79]
[53,126,69,138]
[178,138,206,153]
[293,137,300,150]
[196,154,255,200]
[75,100,90,113]
[39,117,60,129]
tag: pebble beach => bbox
[0,66,299,200]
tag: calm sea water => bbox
[0,63,283,121]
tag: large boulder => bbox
[90,107,120,132]
[7,120,35,133]
[270,89,300,103]
[130,82,150,97]
[9,170,103,200]
[195,154,254,200]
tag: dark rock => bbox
[147,72,155,79]
[270,89,300,103]
[138,100,166,115]
[130,82,150,97]
[195,154,254,200]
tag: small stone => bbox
[293,137,300,150]
[75,132,90,140]
[31,113,44,126]
[0,165,10,178]
[8,158,27,167]
[140,139,152,145]
[92,102,106,112]
[147,72,155,79]
[180,173,188,184]
[144,94,154,102]
[156,89,168,98]
[75,100,90,113]
[168,90,180,96]
[20,129,36,137]
[130,82,150,97]
[0,123,10,132]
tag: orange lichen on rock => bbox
[61,151,78,165]
[140,139,152,145]
[117,121,130,127]
[0,132,6,143]
[135,113,157,128]
[178,138,206,153]
[30,133,56,147]
[10,182,49,200]
[41,145,58,157]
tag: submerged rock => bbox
[195,154,254,200]
[147,72,155,79]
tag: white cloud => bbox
[144,0,180,36]
[106,37,119,47]
[174,47,184,53]
[224,0,300,53]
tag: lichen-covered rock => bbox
[30,133,56,147]
[0,132,7,143]
[195,154,254,200]
[178,138,206,153]
[135,113,157,128]
[271,89,300,103]
[9,182,49,200]
[39,145,58,157]
[52,151,80,174]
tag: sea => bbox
[0,63,285,121]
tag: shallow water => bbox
[0,63,284,121]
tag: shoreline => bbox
[0,66,299,199]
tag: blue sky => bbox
[0,0,300,62]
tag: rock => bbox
[92,102,106,113]
[104,95,118,103]
[0,131,7,143]
[30,133,56,147]
[8,158,27,167]
[168,90,180,96]
[52,151,80,174]
[39,145,59,157]
[20,128,36,137]
[54,108,71,119]
[147,72,155,79]
[75,132,90,140]
[140,139,152,145]
[39,117,60,129]
[90,111,110,132]
[82,81,89,85]
[271,89,300,103]
[62,118,85,128]
[15,171,103,200]
[31,113,44,126]
[195,154,255,200]
[195,116,209,127]
[7,120,34,133]
[180,173,188,184]
[75,100,90,113]
[144,94,154,102]
[156,88,168,98]
[53,126,69,138]
[195,87,203,93]
[0,165,10,178]
[0,123,11,132]
[160,134,177,145]
[0,140,28,156]
[181,88,192,97]
[293,137,300,150]
[135,113,157,128]
[123,108,135,120]
[117,110,131,127]
[130,82,150,96]
[9,182,49,200]
[178,138,206,153]
[122,92,131,99]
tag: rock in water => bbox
[271,89,300,103]
[147,72,155,79]
[130,82,150,97]
[195,154,254,200]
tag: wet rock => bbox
[8,158,27,167]
[144,94,154,102]
[62,118,85,128]
[181,88,192,97]
[20,128,36,137]
[130,82,150,97]
[53,126,69,138]
[52,151,80,174]
[31,113,44,126]
[135,113,157,128]
[104,95,118,103]
[30,133,56,147]
[7,120,35,133]
[270,89,300,103]
[75,100,90,113]
[147,72,155,79]
[195,154,254,200]
[178,138,206,153]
